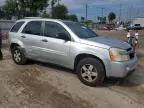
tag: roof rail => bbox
[24,17,42,19]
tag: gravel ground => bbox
[0,48,144,108]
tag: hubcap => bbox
[81,64,98,82]
[13,50,21,63]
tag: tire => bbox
[76,57,105,87]
[11,46,27,65]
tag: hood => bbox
[80,36,131,49]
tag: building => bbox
[132,17,144,27]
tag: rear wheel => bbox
[76,57,105,87]
[11,46,27,65]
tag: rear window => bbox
[11,21,24,32]
[22,21,42,35]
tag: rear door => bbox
[20,21,44,59]
[9,21,25,46]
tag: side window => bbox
[11,21,24,32]
[44,21,69,39]
[22,21,42,35]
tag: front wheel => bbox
[11,46,27,65]
[76,58,105,87]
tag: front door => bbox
[40,21,71,67]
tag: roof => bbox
[16,18,62,23]
[16,18,75,24]
[24,17,42,19]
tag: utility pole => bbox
[119,4,122,23]
[86,3,88,21]
[101,8,104,17]
[129,5,133,21]
[100,8,104,24]
[136,8,140,17]
[57,0,60,5]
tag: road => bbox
[0,48,144,108]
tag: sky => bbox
[0,0,144,21]
[60,0,144,21]
[0,0,5,5]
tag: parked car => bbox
[115,25,126,31]
[98,25,109,30]
[8,18,137,86]
[98,24,115,30]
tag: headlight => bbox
[109,48,129,61]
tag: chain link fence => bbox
[0,20,15,39]
[0,20,15,48]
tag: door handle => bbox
[21,36,26,38]
[41,39,48,42]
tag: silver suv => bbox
[8,18,137,86]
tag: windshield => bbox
[64,21,98,39]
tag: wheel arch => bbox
[10,43,20,51]
[74,53,106,73]
[10,42,27,57]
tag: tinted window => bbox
[64,21,98,39]
[11,22,24,32]
[44,21,69,39]
[22,21,42,35]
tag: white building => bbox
[132,17,144,27]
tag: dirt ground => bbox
[0,30,144,108]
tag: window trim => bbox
[22,20,43,36]
[43,21,71,41]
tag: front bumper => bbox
[108,56,137,78]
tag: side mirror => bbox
[56,33,70,41]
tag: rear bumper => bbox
[108,56,137,78]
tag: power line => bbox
[94,7,105,17]
[84,3,106,21]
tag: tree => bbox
[85,20,93,23]
[20,0,46,16]
[97,16,106,24]
[108,12,116,23]
[49,0,61,9]
[2,0,20,18]
[81,17,85,21]
[2,0,53,18]
[97,16,100,20]
[41,13,50,18]
[51,4,68,19]
[1,0,69,19]
[68,14,78,22]
[0,7,5,19]
[97,16,100,22]
[103,17,106,24]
